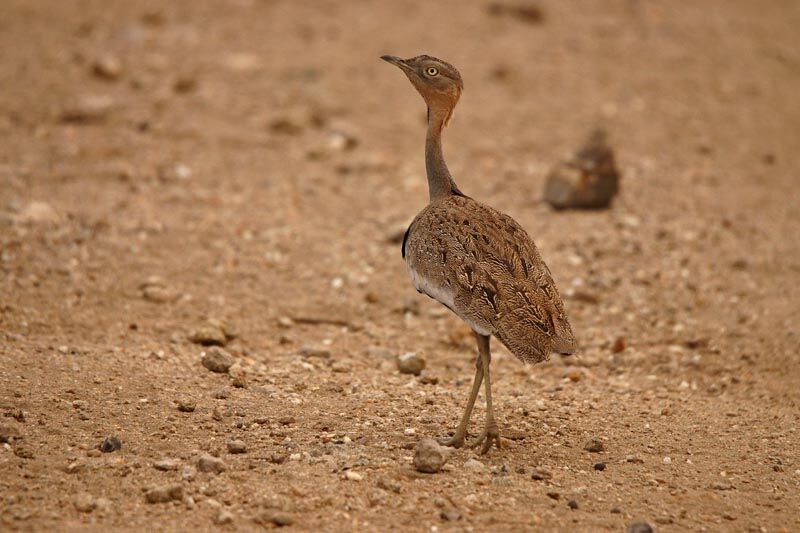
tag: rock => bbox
[215,509,234,525]
[440,508,461,521]
[202,347,234,373]
[0,424,20,443]
[100,435,121,453]
[73,493,96,513]
[531,467,552,481]
[627,521,655,533]
[16,201,61,226]
[177,399,196,412]
[397,352,426,376]
[254,511,294,527]
[611,336,627,353]
[92,55,122,80]
[145,484,183,504]
[568,499,579,510]
[190,319,234,346]
[227,440,246,454]
[344,471,363,481]
[544,129,620,209]
[594,462,606,471]
[157,163,192,182]
[60,94,115,123]
[269,453,287,464]
[376,477,401,494]
[584,438,605,453]
[298,345,331,359]
[547,491,561,500]
[173,75,197,94]
[94,497,112,513]
[224,52,262,73]
[486,2,545,25]
[139,276,178,303]
[463,458,487,471]
[712,481,734,491]
[154,458,181,471]
[326,129,359,152]
[197,454,226,474]
[413,438,447,473]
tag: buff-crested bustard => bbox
[381,54,577,453]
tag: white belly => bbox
[406,262,492,336]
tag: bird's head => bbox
[381,54,463,126]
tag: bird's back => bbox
[404,194,576,363]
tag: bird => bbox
[381,54,577,453]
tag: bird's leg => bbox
[439,335,484,448]
[470,334,501,454]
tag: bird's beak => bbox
[381,55,413,73]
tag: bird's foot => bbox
[438,433,466,449]
[469,423,501,454]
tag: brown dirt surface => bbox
[2,0,799,531]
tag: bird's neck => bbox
[425,106,461,201]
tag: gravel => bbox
[413,438,448,473]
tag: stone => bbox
[463,458,487,471]
[190,320,231,346]
[197,454,226,474]
[544,129,620,209]
[16,201,61,226]
[413,438,447,473]
[145,484,184,504]
[154,458,181,471]
[376,477,401,493]
[177,399,196,412]
[215,509,234,525]
[298,345,331,358]
[60,94,115,123]
[227,440,246,454]
[344,470,363,481]
[627,521,655,533]
[92,55,122,80]
[531,467,553,481]
[440,508,461,521]
[254,511,294,527]
[100,435,121,453]
[73,493,96,513]
[139,277,178,303]
[584,438,605,453]
[0,424,20,443]
[202,347,234,373]
[397,352,426,376]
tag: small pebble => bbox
[583,438,604,453]
[396,352,426,376]
[546,491,560,500]
[413,438,447,473]
[202,347,234,373]
[345,471,363,481]
[440,508,461,521]
[463,458,487,471]
[568,499,578,510]
[215,509,234,525]
[594,462,606,471]
[627,521,654,533]
[531,467,552,481]
[227,440,247,454]
[100,436,121,453]
[197,454,227,474]
[177,399,196,412]
[73,493,96,513]
[154,458,180,471]
[145,484,183,504]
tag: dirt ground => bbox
[1,0,799,531]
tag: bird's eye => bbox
[425,66,439,76]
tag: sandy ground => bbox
[1,0,800,531]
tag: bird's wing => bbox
[404,196,576,363]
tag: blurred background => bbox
[1,0,799,530]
